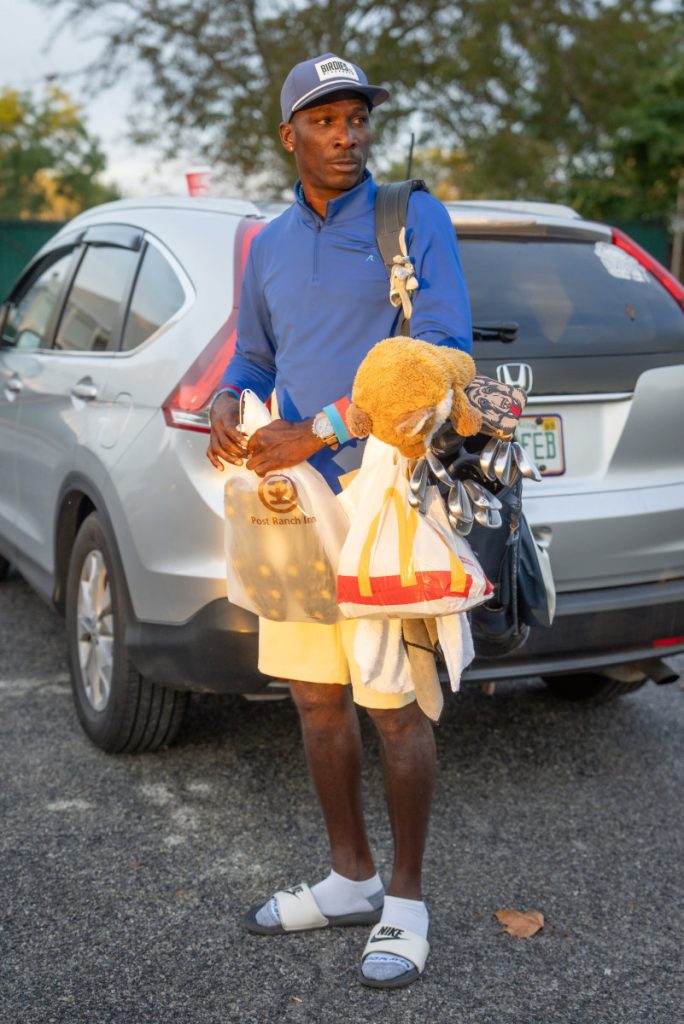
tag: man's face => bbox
[280,92,371,195]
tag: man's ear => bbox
[279,122,295,153]
[395,407,433,437]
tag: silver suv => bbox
[1,195,682,752]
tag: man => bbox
[207,53,472,989]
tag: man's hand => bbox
[246,419,325,476]
[206,393,247,470]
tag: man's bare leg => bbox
[288,688,436,900]
[365,701,437,899]
[251,680,383,931]
[289,680,375,880]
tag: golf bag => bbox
[374,180,554,657]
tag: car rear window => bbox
[121,244,185,352]
[459,237,684,359]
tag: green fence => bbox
[0,220,65,300]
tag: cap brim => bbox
[290,82,390,118]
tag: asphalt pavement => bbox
[1,567,683,1024]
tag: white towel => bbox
[353,612,474,696]
[436,613,475,692]
[353,618,414,694]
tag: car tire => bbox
[0,555,10,580]
[543,672,647,703]
[65,512,188,753]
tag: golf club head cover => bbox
[464,376,527,440]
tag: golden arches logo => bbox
[357,487,467,597]
[258,474,299,514]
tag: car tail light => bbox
[611,227,684,313]
[652,635,684,648]
[162,218,264,433]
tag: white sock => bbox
[255,870,383,928]
[311,870,384,917]
[362,895,429,982]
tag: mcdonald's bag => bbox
[224,391,349,624]
[337,437,493,619]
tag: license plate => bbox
[516,414,565,476]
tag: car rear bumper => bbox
[125,598,265,694]
[466,576,684,680]
[125,577,684,694]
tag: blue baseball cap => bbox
[280,53,390,122]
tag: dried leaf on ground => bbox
[495,908,544,938]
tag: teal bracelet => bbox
[323,402,352,444]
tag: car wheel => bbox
[543,672,647,703]
[66,512,188,753]
[0,555,10,580]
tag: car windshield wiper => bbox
[472,321,519,342]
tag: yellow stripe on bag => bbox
[448,548,467,593]
[358,487,419,597]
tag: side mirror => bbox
[15,328,42,351]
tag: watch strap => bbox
[323,397,353,444]
[312,411,339,448]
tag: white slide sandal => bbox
[244,881,383,935]
[359,923,430,989]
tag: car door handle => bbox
[71,379,98,401]
[3,375,22,400]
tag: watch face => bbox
[314,412,334,439]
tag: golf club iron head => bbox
[426,449,454,486]
[479,438,501,482]
[462,478,503,512]
[512,441,543,482]
[447,483,462,519]
[474,506,503,529]
[493,442,519,487]
[408,458,429,508]
[447,482,474,524]
[457,481,474,523]
[448,511,474,536]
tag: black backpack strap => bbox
[374,179,429,273]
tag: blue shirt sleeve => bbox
[404,191,473,354]
[220,241,277,403]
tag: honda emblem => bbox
[496,363,533,394]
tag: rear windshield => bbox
[458,237,684,358]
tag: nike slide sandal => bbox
[359,923,430,989]
[244,881,383,935]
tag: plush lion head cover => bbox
[346,336,482,458]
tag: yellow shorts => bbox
[258,617,416,710]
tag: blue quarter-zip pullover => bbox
[221,171,472,489]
